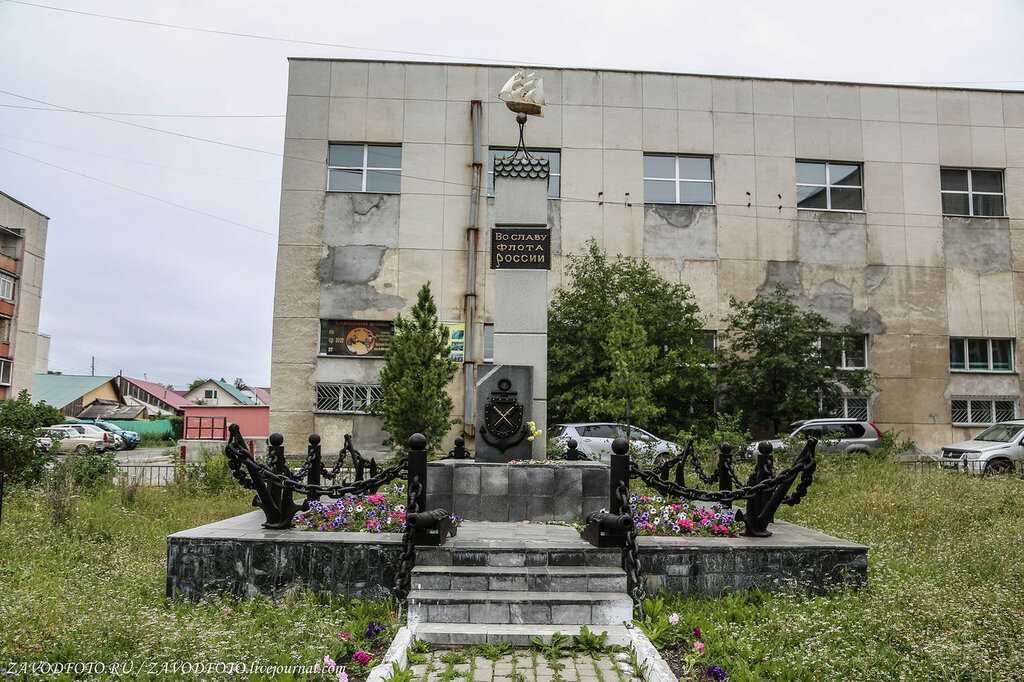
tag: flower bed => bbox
[631,496,738,537]
[294,483,462,533]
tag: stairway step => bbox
[412,623,632,646]
[408,590,633,626]
[411,565,626,592]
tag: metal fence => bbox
[115,464,179,487]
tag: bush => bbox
[168,416,184,440]
[174,449,235,495]
[0,390,64,485]
[60,452,118,490]
[138,432,174,448]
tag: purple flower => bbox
[365,621,386,638]
[704,665,728,680]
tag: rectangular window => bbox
[204,389,217,399]
[487,148,560,198]
[320,320,394,358]
[951,397,1016,425]
[820,334,869,369]
[643,154,714,205]
[0,317,9,344]
[940,168,1005,217]
[824,396,870,420]
[0,273,14,302]
[796,161,863,211]
[0,358,10,386]
[315,383,382,414]
[483,323,494,363]
[949,338,1014,372]
[327,143,402,193]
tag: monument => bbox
[475,70,550,461]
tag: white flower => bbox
[668,612,680,625]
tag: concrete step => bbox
[417,545,622,568]
[407,589,633,626]
[412,623,632,646]
[411,564,627,593]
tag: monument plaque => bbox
[475,365,533,462]
[491,226,551,270]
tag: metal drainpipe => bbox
[462,100,483,437]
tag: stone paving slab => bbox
[406,649,641,682]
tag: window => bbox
[327,143,402,193]
[204,389,217,399]
[821,335,868,369]
[796,161,863,211]
[940,168,1005,217]
[827,397,870,421]
[0,358,9,386]
[0,273,14,302]
[951,398,1016,425]
[643,154,714,205]
[578,424,617,438]
[487,148,560,198]
[0,317,10,344]
[949,338,1014,372]
[483,323,494,363]
[315,383,382,414]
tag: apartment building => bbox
[0,191,48,400]
[271,58,1024,452]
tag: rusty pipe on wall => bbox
[462,100,483,436]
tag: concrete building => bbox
[271,58,1024,452]
[0,192,48,400]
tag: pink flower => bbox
[693,641,705,655]
[693,626,702,640]
[337,671,349,682]
[367,494,386,504]
[323,655,337,672]
[668,613,680,625]
[352,651,372,667]
[338,631,352,641]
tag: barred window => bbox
[826,396,869,420]
[951,398,1016,426]
[315,383,382,414]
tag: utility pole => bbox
[91,356,95,376]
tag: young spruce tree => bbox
[376,283,457,453]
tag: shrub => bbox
[172,449,235,495]
[61,452,118,490]
[42,466,78,527]
[168,416,184,440]
[0,390,64,485]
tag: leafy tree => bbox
[187,378,207,392]
[575,307,665,428]
[717,285,876,435]
[548,241,715,436]
[376,284,458,452]
[0,390,65,484]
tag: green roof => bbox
[212,379,255,405]
[32,373,116,409]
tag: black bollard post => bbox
[406,433,427,516]
[609,437,630,516]
[565,438,587,461]
[717,443,734,509]
[306,434,322,502]
[449,437,469,459]
[742,441,774,537]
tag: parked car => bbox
[744,418,883,459]
[66,422,115,451]
[85,420,140,450]
[38,425,106,455]
[549,423,682,463]
[936,420,1024,475]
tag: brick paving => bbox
[407,649,642,682]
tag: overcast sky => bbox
[0,0,1021,388]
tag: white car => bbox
[936,420,1024,475]
[67,423,115,450]
[549,423,681,463]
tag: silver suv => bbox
[936,420,1024,475]
[745,418,883,458]
[549,423,681,463]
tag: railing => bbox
[115,464,178,487]
[584,436,819,615]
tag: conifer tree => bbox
[376,284,458,452]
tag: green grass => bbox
[647,456,1024,680]
[0,485,398,680]
[1,457,1022,680]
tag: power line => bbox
[0,145,277,238]
[1,0,521,66]
[0,103,284,118]
[4,0,1022,88]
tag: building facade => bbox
[0,191,48,400]
[271,58,1024,452]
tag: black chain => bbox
[394,475,422,603]
[616,480,645,618]
[686,445,718,486]
[250,457,407,498]
[782,454,816,506]
[722,454,745,487]
[630,455,810,503]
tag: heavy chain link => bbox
[686,446,719,486]
[393,475,422,603]
[616,480,645,618]
[630,454,810,503]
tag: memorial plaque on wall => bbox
[320,320,393,357]
[490,226,551,270]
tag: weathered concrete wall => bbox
[271,58,1024,453]
[0,193,47,398]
